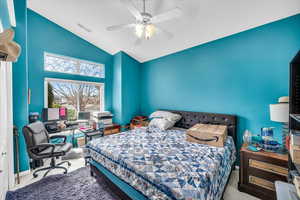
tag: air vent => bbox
[77,23,92,33]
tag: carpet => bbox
[6,167,120,200]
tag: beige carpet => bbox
[224,170,259,200]
[15,157,259,200]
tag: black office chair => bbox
[23,121,72,178]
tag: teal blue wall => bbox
[112,52,123,124]
[122,52,141,124]
[0,0,11,29]
[112,52,141,125]
[141,14,300,151]
[27,9,113,115]
[12,0,30,172]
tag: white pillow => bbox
[148,118,176,130]
[149,111,181,122]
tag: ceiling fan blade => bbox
[156,27,174,40]
[120,0,143,21]
[106,23,135,31]
[151,7,182,24]
[134,38,142,46]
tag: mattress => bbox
[86,127,236,200]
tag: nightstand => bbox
[238,144,288,200]
[103,124,121,136]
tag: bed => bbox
[85,110,237,200]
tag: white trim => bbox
[0,20,3,32]
[6,63,14,188]
[44,52,105,79]
[0,61,14,198]
[44,80,48,108]
[6,0,16,27]
[16,169,31,178]
[44,77,105,111]
[45,77,104,86]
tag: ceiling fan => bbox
[106,0,182,45]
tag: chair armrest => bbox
[50,135,67,143]
[28,143,55,156]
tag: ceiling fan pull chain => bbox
[143,0,146,13]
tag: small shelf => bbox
[291,114,300,123]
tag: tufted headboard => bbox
[164,110,237,145]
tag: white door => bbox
[0,61,14,200]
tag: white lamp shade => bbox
[269,103,289,123]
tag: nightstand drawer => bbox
[249,175,275,191]
[249,159,288,176]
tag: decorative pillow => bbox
[148,118,176,130]
[149,111,181,122]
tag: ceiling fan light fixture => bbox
[145,24,156,40]
[107,0,180,44]
[135,24,144,38]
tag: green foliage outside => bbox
[68,109,76,121]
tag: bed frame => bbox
[90,110,237,200]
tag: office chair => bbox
[23,121,72,178]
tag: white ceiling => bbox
[27,0,300,63]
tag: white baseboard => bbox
[235,165,240,170]
[16,169,31,178]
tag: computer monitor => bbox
[78,111,91,121]
[42,108,60,122]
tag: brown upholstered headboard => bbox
[164,110,237,145]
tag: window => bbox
[44,52,105,78]
[45,78,104,120]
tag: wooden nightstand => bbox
[103,124,121,136]
[238,144,288,200]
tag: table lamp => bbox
[269,96,289,152]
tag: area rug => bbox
[6,167,120,200]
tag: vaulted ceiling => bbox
[28,0,300,62]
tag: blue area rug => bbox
[6,167,120,200]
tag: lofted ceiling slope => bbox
[28,0,300,62]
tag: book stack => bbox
[290,134,300,164]
[92,111,113,127]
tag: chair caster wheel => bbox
[33,174,38,178]
[64,171,67,174]
[67,162,71,167]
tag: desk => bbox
[79,129,103,144]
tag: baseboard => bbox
[235,165,240,170]
[16,169,31,177]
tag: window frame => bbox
[44,77,105,112]
[44,52,105,78]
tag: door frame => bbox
[6,62,14,188]
[0,61,14,192]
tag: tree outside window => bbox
[47,79,104,120]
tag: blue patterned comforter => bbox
[86,127,236,200]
